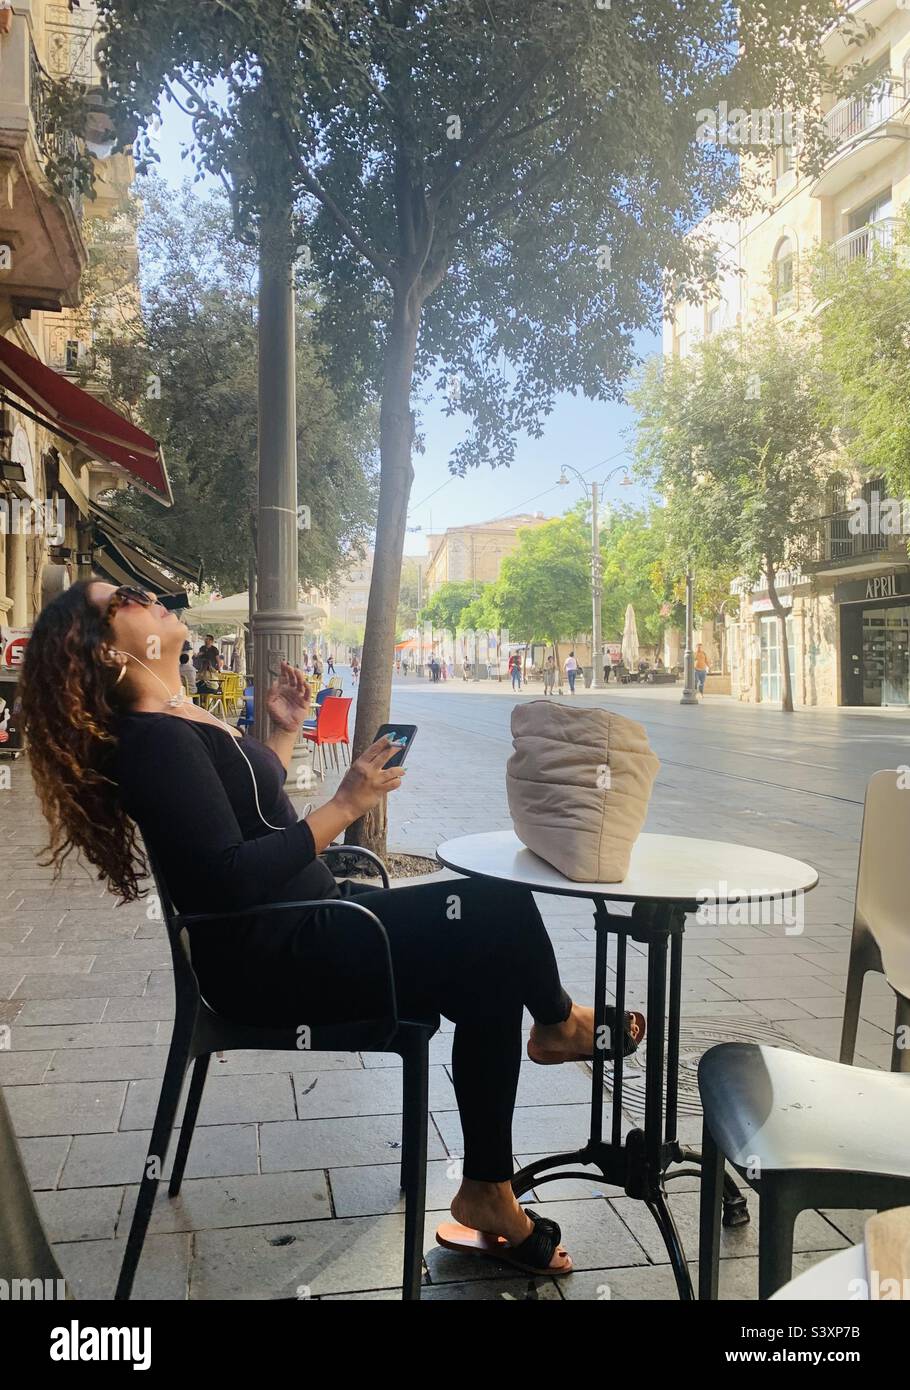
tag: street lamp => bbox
[680,559,698,706]
[556,462,632,690]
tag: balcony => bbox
[806,508,906,577]
[0,12,88,317]
[832,217,900,268]
[812,89,910,199]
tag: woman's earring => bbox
[114,663,127,686]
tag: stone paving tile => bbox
[609,1191,849,1266]
[189,1213,410,1299]
[0,1049,53,1084]
[329,1158,465,1219]
[292,1064,456,1119]
[261,1115,447,1171]
[121,1071,296,1129]
[11,971,149,999]
[45,1045,170,1083]
[53,1233,191,1301]
[36,1185,125,1243]
[19,1135,72,1189]
[10,1021,161,1050]
[14,998,107,1025]
[212,1048,364,1075]
[5,1080,126,1136]
[60,1123,259,1188]
[119,1169,331,1235]
[101,997,174,1023]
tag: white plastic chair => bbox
[839,769,910,1073]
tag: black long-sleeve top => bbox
[113,711,338,915]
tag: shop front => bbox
[836,570,910,707]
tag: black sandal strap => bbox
[508,1210,563,1268]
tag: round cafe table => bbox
[436,829,818,1301]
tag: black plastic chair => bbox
[115,844,439,1302]
[0,1085,71,1299]
[698,1043,910,1300]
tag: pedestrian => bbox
[603,657,611,684]
[327,654,335,677]
[432,656,441,683]
[193,635,220,698]
[350,654,360,684]
[179,640,197,699]
[542,654,556,696]
[462,657,471,682]
[564,650,578,695]
[447,660,454,680]
[694,643,709,697]
[509,651,522,691]
[440,657,448,681]
[312,651,323,681]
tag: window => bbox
[707,305,723,335]
[64,340,81,372]
[674,329,687,359]
[774,142,794,182]
[772,238,795,313]
[847,189,893,232]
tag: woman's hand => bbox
[332,737,405,821]
[266,661,311,732]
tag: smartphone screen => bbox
[374,723,418,768]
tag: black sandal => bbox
[436,1208,572,1276]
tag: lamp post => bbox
[556,463,632,690]
[680,560,698,705]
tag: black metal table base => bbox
[511,898,750,1300]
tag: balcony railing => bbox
[833,217,900,268]
[810,509,890,564]
[28,40,83,221]
[822,88,904,148]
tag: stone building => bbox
[666,0,910,707]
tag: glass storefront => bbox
[861,603,910,706]
[759,614,795,703]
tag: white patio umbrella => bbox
[187,592,325,626]
[621,604,640,670]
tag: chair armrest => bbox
[320,843,391,890]
[174,898,398,1024]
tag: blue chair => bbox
[236,686,254,733]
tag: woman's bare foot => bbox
[449,1180,571,1271]
[527,1005,645,1064]
[527,1003,595,1063]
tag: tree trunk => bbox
[765,560,794,714]
[345,295,421,855]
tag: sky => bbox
[150,97,661,557]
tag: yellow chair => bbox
[220,672,244,716]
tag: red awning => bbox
[0,336,171,504]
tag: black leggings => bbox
[190,876,572,1182]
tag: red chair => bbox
[300,695,352,776]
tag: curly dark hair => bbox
[17,579,145,902]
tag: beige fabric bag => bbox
[506,700,660,882]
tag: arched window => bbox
[772,237,795,313]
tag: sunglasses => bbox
[105,585,157,620]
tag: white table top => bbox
[436,830,818,904]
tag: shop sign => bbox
[834,571,910,604]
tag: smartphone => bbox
[373,723,418,768]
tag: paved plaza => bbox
[1,673,906,1300]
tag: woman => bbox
[564,650,579,694]
[19,581,644,1278]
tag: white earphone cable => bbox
[115,650,288,832]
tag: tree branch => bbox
[427,53,555,209]
[296,163,396,284]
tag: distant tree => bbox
[418,580,479,644]
[491,513,592,659]
[599,506,670,646]
[632,321,835,711]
